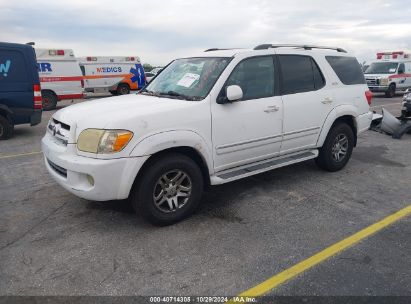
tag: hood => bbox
[53,94,198,131]
[364,74,391,78]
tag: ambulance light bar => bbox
[376,51,410,60]
[87,57,97,61]
[49,50,65,56]
[126,57,136,61]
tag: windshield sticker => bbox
[389,68,396,73]
[177,73,200,88]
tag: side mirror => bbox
[226,85,243,102]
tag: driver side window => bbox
[398,63,405,74]
[222,56,275,101]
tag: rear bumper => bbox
[30,109,42,126]
[356,111,373,134]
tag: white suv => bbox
[42,44,373,225]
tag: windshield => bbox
[141,57,231,101]
[365,62,399,74]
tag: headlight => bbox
[77,129,133,154]
[380,78,388,85]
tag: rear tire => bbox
[117,84,130,95]
[385,84,396,98]
[42,91,58,111]
[0,115,13,140]
[316,122,354,172]
[109,90,118,96]
[131,153,204,226]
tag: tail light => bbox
[80,79,84,88]
[365,90,373,106]
[34,84,42,109]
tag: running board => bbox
[210,150,318,185]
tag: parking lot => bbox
[0,94,410,298]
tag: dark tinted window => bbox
[0,50,28,83]
[398,63,405,74]
[326,56,366,85]
[312,60,326,89]
[224,56,275,100]
[279,55,325,95]
[80,65,85,76]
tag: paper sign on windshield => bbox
[389,68,396,73]
[177,73,200,88]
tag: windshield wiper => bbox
[159,91,201,101]
[139,89,160,97]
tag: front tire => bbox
[316,123,354,172]
[131,153,204,226]
[385,84,396,98]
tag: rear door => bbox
[278,54,331,154]
[0,44,35,124]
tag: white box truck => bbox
[36,48,84,110]
[364,51,411,98]
[78,56,147,95]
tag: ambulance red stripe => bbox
[40,76,83,82]
[57,94,84,100]
[388,74,411,79]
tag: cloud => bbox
[1,0,411,65]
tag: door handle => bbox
[321,97,333,104]
[264,105,280,113]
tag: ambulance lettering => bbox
[38,62,52,73]
[96,67,122,73]
[0,59,11,77]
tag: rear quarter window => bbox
[326,56,366,85]
[0,50,29,83]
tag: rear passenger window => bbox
[0,50,28,83]
[279,55,325,95]
[326,56,366,85]
[224,56,275,100]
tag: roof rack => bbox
[204,48,241,52]
[254,44,347,53]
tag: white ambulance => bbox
[364,51,411,98]
[78,56,147,95]
[36,48,84,110]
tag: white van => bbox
[364,51,411,98]
[78,56,146,95]
[36,48,84,110]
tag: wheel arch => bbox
[317,106,358,147]
[129,130,213,192]
[0,105,13,123]
[132,146,211,193]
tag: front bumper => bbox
[368,86,389,93]
[402,100,411,115]
[42,133,149,201]
[356,111,373,134]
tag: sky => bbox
[1,0,411,66]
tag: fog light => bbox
[86,174,94,186]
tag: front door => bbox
[211,55,283,172]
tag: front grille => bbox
[48,118,70,145]
[47,159,67,178]
[52,118,70,131]
[366,78,379,86]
